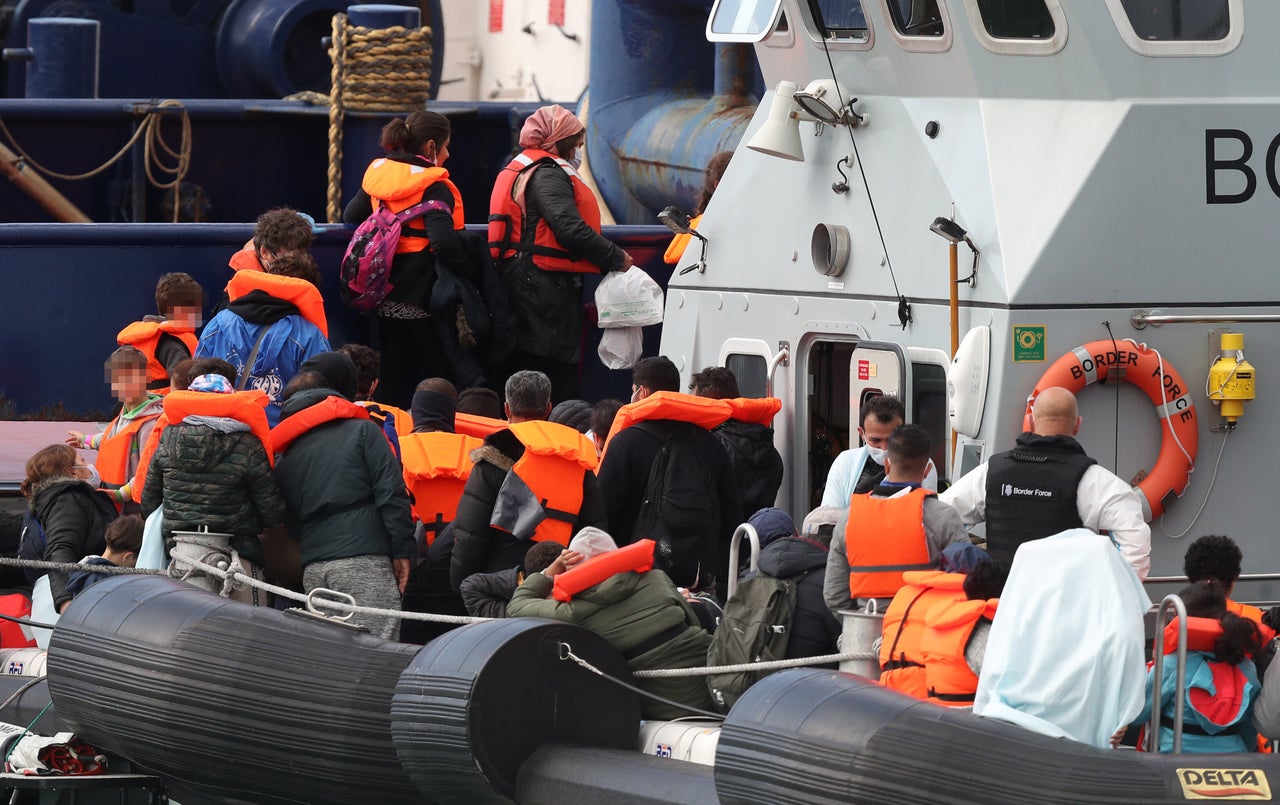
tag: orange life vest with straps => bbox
[455,412,508,439]
[226,269,329,338]
[845,488,937,600]
[131,413,168,503]
[487,148,602,273]
[502,420,599,545]
[96,405,162,486]
[602,391,732,456]
[921,596,999,707]
[553,539,656,602]
[162,389,274,466]
[399,431,483,542]
[362,158,465,255]
[270,395,370,454]
[878,571,968,699]
[116,320,199,392]
[723,397,782,426]
[1225,598,1277,643]
[228,247,264,273]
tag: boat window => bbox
[708,0,786,42]
[886,0,945,38]
[726,353,768,399]
[1116,0,1228,41]
[911,361,949,485]
[811,0,868,36]
[974,0,1054,39]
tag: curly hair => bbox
[268,252,321,288]
[252,207,314,257]
[689,365,740,399]
[1183,535,1244,589]
[339,344,380,399]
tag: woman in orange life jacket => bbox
[490,105,634,402]
[343,111,468,409]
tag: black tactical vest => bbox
[984,434,1097,565]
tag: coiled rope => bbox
[325,13,434,222]
[0,100,191,221]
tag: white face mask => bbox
[79,464,101,489]
[864,445,887,465]
[568,147,583,170]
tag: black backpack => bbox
[18,509,46,586]
[705,573,799,711]
[633,422,720,589]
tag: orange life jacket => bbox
[663,214,703,265]
[162,390,274,466]
[225,268,329,338]
[131,413,168,504]
[845,488,936,600]
[358,402,414,443]
[96,405,162,486]
[1226,598,1277,643]
[553,539,656,602]
[487,148,602,273]
[723,397,782,427]
[877,571,967,699]
[362,158,465,255]
[116,320,199,392]
[399,431,483,542]
[503,420,599,546]
[921,596,999,707]
[228,247,264,273]
[271,395,370,454]
[455,412,508,439]
[602,391,733,456]
[1162,616,1228,656]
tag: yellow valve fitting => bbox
[1207,332,1255,423]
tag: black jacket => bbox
[343,152,468,307]
[459,565,520,618]
[715,419,785,516]
[500,163,626,363]
[30,478,118,609]
[449,427,607,590]
[597,420,742,597]
[429,229,518,389]
[756,537,841,664]
[273,388,416,567]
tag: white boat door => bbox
[848,341,952,484]
[848,341,908,435]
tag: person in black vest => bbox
[690,365,784,517]
[939,386,1150,579]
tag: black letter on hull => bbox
[1206,129,1255,204]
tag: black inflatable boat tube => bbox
[716,669,1280,805]
[46,576,424,805]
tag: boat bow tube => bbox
[715,669,1280,804]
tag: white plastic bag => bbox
[29,575,57,649]
[138,506,168,571]
[595,268,664,328]
[597,327,643,370]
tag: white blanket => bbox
[973,529,1151,748]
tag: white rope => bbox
[633,650,876,678]
[0,556,169,576]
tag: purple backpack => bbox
[340,198,449,312]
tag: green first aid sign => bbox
[1012,325,1046,363]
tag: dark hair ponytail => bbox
[1215,612,1261,666]
[380,111,450,156]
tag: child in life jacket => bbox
[67,347,164,509]
[116,272,204,395]
[1133,580,1262,753]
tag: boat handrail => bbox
[1148,594,1188,754]
[1146,573,1280,584]
[726,523,761,600]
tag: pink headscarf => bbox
[518,105,585,150]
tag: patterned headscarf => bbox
[518,105,585,150]
[188,373,234,393]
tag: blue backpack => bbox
[340,198,450,312]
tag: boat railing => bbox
[1148,593,1188,753]
[726,523,761,600]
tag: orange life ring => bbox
[1023,339,1198,519]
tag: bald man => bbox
[939,387,1150,580]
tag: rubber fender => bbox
[515,745,718,805]
[391,617,641,803]
[0,676,64,735]
[715,669,1280,804]
[46,575,424,805]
